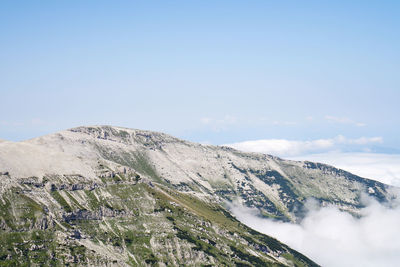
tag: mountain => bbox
[0,125,394,266]
[14,126,391,219]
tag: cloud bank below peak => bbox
[224,135,382,157]
[230,195,400,267]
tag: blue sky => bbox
[1,1,399,151]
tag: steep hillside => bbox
[0,166,315,266]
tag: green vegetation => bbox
[0,177,318,266]
[0,190,44,230]
[50,190,72,212]
[64,191,86,210]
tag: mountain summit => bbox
[0,125,393,265]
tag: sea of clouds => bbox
[229,195,400,267]
[225,136,400,266]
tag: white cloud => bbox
[355,122,367,127]
[200,115,237,125]
[225,138,333,157]
[271,120,298,126]
[224,135,382,157]
[200,116,299,131]
[344,136,383,145]
[200,115,238,132]
[325,115,366,127]
[305,116,314,121]
[225,135,400,266]
[200,117,213,125]
[229,196,400,267]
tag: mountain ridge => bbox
[0,125,323,266]
[1,125,394,216]
[0,125,395,265]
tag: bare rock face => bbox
[0,125,394,266]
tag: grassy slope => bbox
[0,179,318,266]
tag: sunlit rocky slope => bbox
[0,125,394,265]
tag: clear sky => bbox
[1,1,399,151]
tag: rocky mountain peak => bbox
[68,125,183,146]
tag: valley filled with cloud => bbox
[230,194,400,267]
[226,136,400,266]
